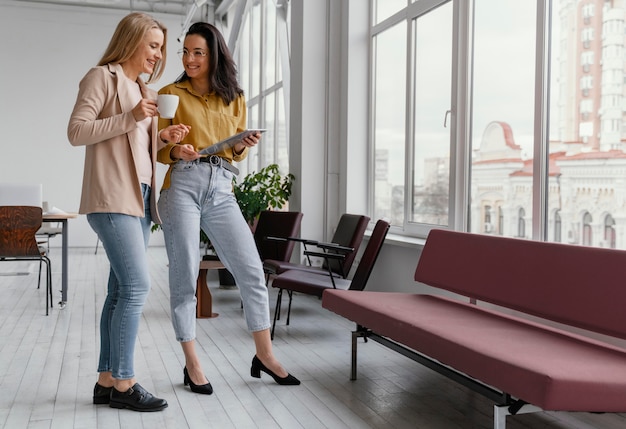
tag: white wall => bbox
[0,1,189,247]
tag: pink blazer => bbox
[68,63,163,224]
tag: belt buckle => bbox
[208,155,221,166]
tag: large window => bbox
[470,0,537,237]
[235,0,290,175]
[547,0,626,249]
[372,0,453,236]
[411,3,453,227]
[370,0,626,249]
[372,20,407,226]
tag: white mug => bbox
[157,94,179,119]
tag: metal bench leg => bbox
[351,330,359,380]
[494,405,508,429]
[494,403,542,429]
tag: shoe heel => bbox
[93,396,110,405]
[183,367,190,386]
[93,383,112,405]
[109,400,125,410]
[251,366,261,378]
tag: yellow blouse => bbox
[157,80,249,190]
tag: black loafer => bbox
[93,383,113,405]
[109,383,168,412]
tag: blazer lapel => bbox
[136,78,160,157]
[109,63,136,115]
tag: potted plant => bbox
[233,163,295,227]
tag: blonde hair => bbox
[97,12,167,83]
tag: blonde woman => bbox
[68,12,189,411]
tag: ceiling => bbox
[14,0,233,17]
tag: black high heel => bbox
[183,367,213,395]
[250,355,300,385]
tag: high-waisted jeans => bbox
[158,161,270,342]
[87,183,152,380]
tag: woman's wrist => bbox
[171,146,179,161]
[159,130,169,143]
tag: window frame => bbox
[369,0,467,238]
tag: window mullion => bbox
[532,0,551,241]
[404,14,416,233]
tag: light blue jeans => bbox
[87,183,152,380]
[158,161,270,342]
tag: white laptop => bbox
[0,183,43,207]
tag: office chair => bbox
[36,223,63,252]
[254,210,304,280]
[263,213,370,281]
[270,219,390,339]
[0,206,53,315]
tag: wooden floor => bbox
[1,247,626,429]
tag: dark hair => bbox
[176,22,243,105]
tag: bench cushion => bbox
[416,229,626,340]
[322,290,626,412]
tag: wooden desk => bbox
[196,258,225,318]
[43,212,77,307]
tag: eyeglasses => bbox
[178,48,207,59]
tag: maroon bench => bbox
[322,229,626,428]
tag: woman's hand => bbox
[160,124,191,143]
[172,144,200,162]
[132,98,158,121]
[233,131,261,154]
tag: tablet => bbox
[199,129,267,156]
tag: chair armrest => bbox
[264,236,287,242]
[302,250,348,279]
[265,236,319,246]
[303,250,347,261]
[314,242,354,253]
[264,237,352,254]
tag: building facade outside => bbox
[473,0,626,249]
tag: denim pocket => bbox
[171,161,195,172]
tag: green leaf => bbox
[232,164,296,225]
